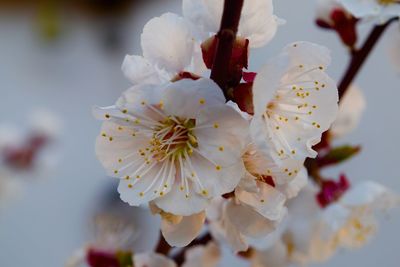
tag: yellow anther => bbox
[122,109,128,114]
[199,98,205,105]
[215,165,222,171]
[218,146,224,151]
[109,137,113,141]
[139,192,144,197]
[105,114,110,119]
[213,123,219,129]
[128,184,133,188]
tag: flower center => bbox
[148,116,198,162]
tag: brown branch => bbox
[307,17,399,184]
[210,0,244,99]
[338,17,399,100]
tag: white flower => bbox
[182,0,280,47]
[95,78,248,216]
[330,85,366,138]
[321,181,398,248]
[283,184,338,265]
[122,13,205,85]
[182,242,221,267]
[338,0,400,22]
[251,41,339,162]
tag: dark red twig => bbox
[210,0,244,98]
[338,17,399,99]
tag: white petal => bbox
[141,13,195,73]
[225,200,282,238]
[238,0,279,47]
[251,240,289,267]
[161,78,225,118]
[195,104,249,160]
[182,242,221,267]
[154,178,209,216]
[339,181,399,209]
[182,0,222,40]
[235,181,287,221]
[331,85,366,138]
[121,55,168,85]
[316,0,345,23]
[188,152,245,198]
[134,252,177,267]
[161,211,206,247]
[251,42,338,161]
[209,214,248,253]
[117,162,174,206]
[276,167,308,199]
[238,172,259,193]
[183,0,279,47]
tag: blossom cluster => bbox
[79,0,400,266]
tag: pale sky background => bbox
[0,0,399,266]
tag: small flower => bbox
[330,85,366,138]
[122,13,205,85]
[182,0,281,48]
[95,78,248,216]
[321,181,398,248]
[251,41,339,162]
[182,242,221,267]
[338,0,400,23]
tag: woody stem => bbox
[210,0,244,99]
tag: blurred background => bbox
[0,0,399,266]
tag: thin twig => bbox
[338,17,399,99]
